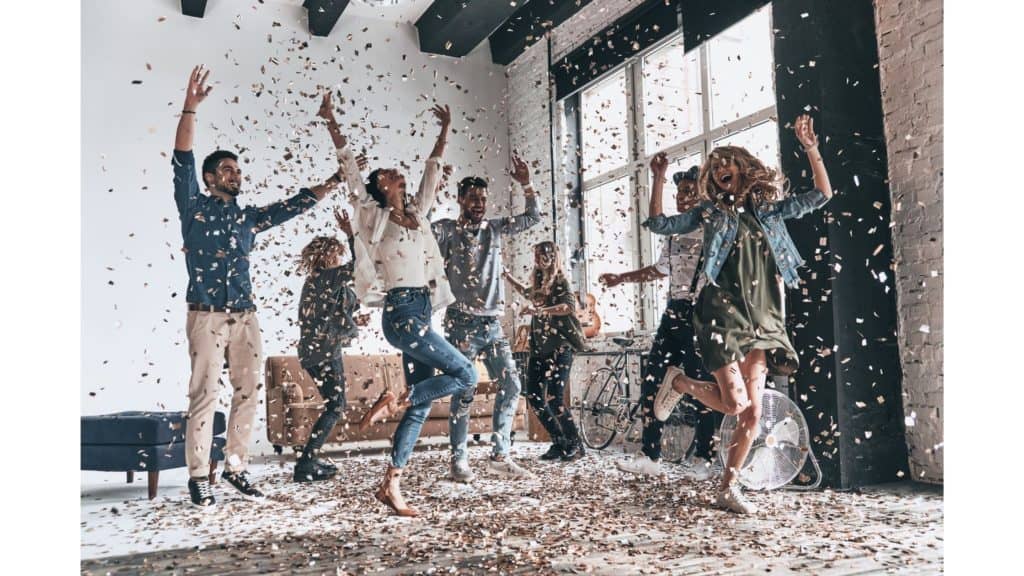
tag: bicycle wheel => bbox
[576,367,623,450]
[660,403,699,462]
[660,421,696,463]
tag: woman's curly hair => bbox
[698,145,790,210]
[298,236,346,275]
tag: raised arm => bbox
[497,153,541,235]
[428,104,451,160]
[775,114,833,220]
[301,93,349,202]
[334,207,357,272]
[174,65,211,153]
[796,114,832,200]
[318,91,348,151]
[647,152,669,219]
[320,92,366,204]
[414,104,451,218]
[172,66,212,215]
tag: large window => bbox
[578,5,777,334]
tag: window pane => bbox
[651,152,702,308]
[581,70,629,179]
[584,175,638,333]
[708,5,774,128]
[642,37,703,153]
[713,120,779,168]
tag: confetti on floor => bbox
[81,443,943,574]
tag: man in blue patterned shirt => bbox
[173,66,343,507]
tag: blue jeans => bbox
[444,308,522,461]
[382,287,478,468]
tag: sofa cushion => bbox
[81,437,226,472]
[81,411,226,446]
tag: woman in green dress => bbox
[645,115,833,514]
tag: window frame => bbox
[577,6,778,335]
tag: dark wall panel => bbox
[416,0,523,57]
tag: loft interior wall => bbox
[81,0,510,456]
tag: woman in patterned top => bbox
[294,208,367,483]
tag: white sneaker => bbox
[449,457,475,483]
[487,456,535,479]
[653,366,685,421]
[714,483,758,515]
[615,453,663,476]
[680,455,714,481]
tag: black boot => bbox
[561,438,586,462]
[293,455,336,483]
[539,440,565,461]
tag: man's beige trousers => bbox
[184,310,262,478]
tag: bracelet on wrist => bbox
[182,109,196,115]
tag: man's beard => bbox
[218,184,241,197]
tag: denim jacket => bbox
[643,189,830,289]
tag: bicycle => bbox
[573,337,696,462]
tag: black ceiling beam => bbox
[303,0,351,37]
[552,0,682,100]
[488,0,594,66]
[416,0,525,58]
[181,0,208,18]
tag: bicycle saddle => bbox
[612,337,634,347]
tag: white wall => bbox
[81,1,510,454]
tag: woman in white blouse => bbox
[333,103,477,516]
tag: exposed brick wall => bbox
[874,0,944,483]
[550,0,643,61]
[506,1,944,482]
[504,0,638,281]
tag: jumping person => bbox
[173,67,342,507]
[335,103,477,517]
[294,201,369,482]
[647,115,832,514]
[600,158,718,480]
[432,154,540,482]
[505,242,587,462]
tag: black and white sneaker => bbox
[222,470,266,500]
[315,457,338,473]
[293,460,337,483]
[188,478,216,508]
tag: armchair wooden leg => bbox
[209,459,218,484]
[126,471,134,484]
[147,470,159,500]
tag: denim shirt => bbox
[173,149,318,309]
[643,189,830,289]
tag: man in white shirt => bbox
[599,158,719,480]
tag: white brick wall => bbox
[874,0,944,484]
[504,0,638,287]
[550,0,644,61]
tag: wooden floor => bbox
[81,445,943,575]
